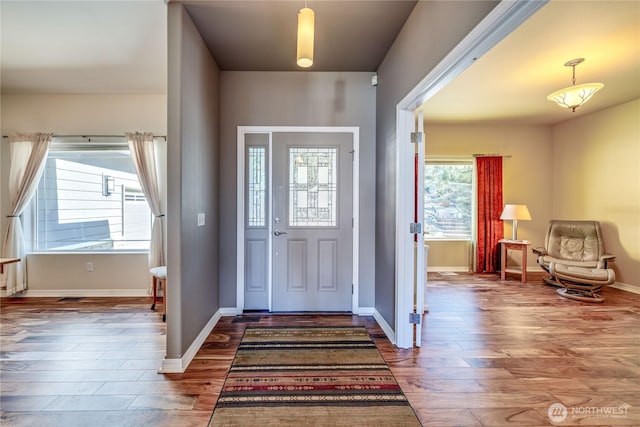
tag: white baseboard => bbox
[428,266,546,273]
[611,282,640,295]
[356,306,375,316]
[157,357,183,373]
[428,266,470,272]
[159,307,234,374]
[373,309,395,346]
[14,289,149,298]
[219,307,239,316]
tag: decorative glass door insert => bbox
[288,147,337,227]
[247,146,266,227]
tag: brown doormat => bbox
[208,326,422,426]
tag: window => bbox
[424,160,473,240]
[247,146,267,227]
[34,140,151,251]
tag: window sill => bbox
[28,251,149,255]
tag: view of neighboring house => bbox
[37,151,151,251]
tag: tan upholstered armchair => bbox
[532,220,615,302]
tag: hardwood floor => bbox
[1,272,639,426]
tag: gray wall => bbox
[219,72,376,308]
[375,1,499,328]
[167,4,220,358]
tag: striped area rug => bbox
[208,326,422,426]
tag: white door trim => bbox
[394,0,548,348]
[415,109,425,347]
[237,126,360,314]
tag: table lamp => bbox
[500,204,531,241]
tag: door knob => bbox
[273,229,288,236]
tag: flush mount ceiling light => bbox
[547,58,604,112]
[296,4,315,68]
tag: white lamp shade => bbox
[547,82,604,111]
[296,7,314,68]
[500,204,532,221]
[501,204,531,240]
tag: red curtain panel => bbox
[476,156,504,273]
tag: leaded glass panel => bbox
[288,147,337,227]
[247,146,266,227]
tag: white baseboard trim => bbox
[428,266,470,273]
[373,309,395,346]
[356,306,375,316]
[611,282,640,295]
[157,356,183,374]
[159,307,234,374]
[428,267,546,273]
[14,289,149,298]
[219,307,239,316]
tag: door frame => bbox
[236,126,360,314]
[394,0,548,348]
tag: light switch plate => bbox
[197,213,205,227]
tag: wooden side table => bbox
[499,240,530,282]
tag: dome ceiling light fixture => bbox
[547,58,604,112]
[296,2,315,68]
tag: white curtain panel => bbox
[126,132,165,269]
[2,132,52,295]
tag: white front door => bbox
[271,132,353,312]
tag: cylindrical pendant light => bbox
[296,7,315,68]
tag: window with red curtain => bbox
[476,156,503,273]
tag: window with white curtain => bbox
[32,139,151,251]
[424,160,474,240]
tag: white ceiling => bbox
[1,0,638,126]
[0,0,168,93]
[420,0,640,125]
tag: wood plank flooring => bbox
[1,272,639,426]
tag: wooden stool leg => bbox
[162,278,167,322]
[151,276,157,310]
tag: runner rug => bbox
[208,326,422,426]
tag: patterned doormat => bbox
[208,326,422,426]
